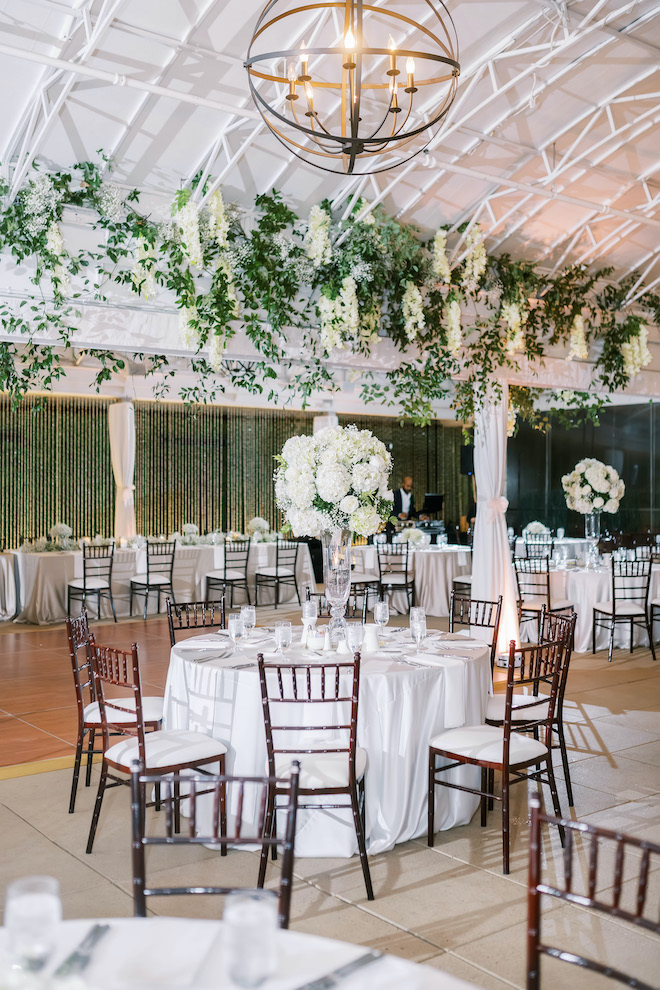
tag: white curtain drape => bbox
[471,385,520,655]
[108,401,137,540]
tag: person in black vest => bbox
[393,476,420,521]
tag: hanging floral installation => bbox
[0,156,658,426]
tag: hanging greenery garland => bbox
[0,156,658,426]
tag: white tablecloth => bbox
[351,545,472,616]
[8,543,316,624]
[164,629,491,857]
[0,918,480,989]
[518,564,660,653]
[0,552,17,620]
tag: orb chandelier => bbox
[245,0,460,175]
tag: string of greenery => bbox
[0,155,658,427]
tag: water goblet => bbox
[409,606,427,653]
[240,605,256,641]
[373,600,389,644]
[5,875,62,973]
[275,621,292,655]
[345,621,365,655]
[228,614,244,650]
[223,889,278,987]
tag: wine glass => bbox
[228,614,244,650]
[275,620,292,655]
[373,600,389,644]
[240,605,256,641]
[345,621,365,655]
[409,606,427,653]
[5,875,62,972]
[223,890,278,987]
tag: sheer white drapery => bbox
[108,400,136,540]
[471,386,520,655]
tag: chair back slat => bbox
[65,610,93,713]
[81,542,114,587]
[275,539,299,570]
[224,539,251,576]
[91,641,146,755]
[611,559,652,610]
[527,792,660,989]
[166,598,226,646]
[146,540,176,579]
[449,592,503,668]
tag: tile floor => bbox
[1,610,659,988]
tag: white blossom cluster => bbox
[462,225,487,291]
[349,259,373,283]
[207,333,225,373]
[394,527,430,545]
[23,173,62,237]
[49,522,72,540]
[507,404,517,438]
[501,301,526,354]
[216,255,241,319]
[275,425,394,537]
[524,521,549,535]
[175,200,203,267]
[402,281,425,341]
[96,184,125,223]
[45,222,70,296]
[246,516,270,535]
[132,236,157,300]
[567,314,588,361]
[445,298,462,356]
[179,307,199,349]
[432,230,451,283]
[306,204,332,268]
[621,326,651,379]
[206,189,229,248]
[562,458,625,515]
[318,276,359,352]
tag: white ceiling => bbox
[0,0,658,304]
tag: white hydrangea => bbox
[462,224,487,292]
[318,276,359,352]
[317,465,351,503]
[432,230,451,282]
[562,458,624,514]
[339,494,359,514]
[402,281,425,341]
[445,298,462,355]
[206,189,229,248]
[567,314,588,361]
[175,200,203,267]
[246,516,270,535]
[349,504,381,537]
[306,204,332,267]
[621,326,651,378]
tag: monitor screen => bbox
[421,493,443,515]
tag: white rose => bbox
[603,499,618,513]
[575,460,587,473]
[592,496,605,509]
[340,494,359,514]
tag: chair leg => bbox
[85,729,96,786]
[258,789,276,888]
[109,590,117,623]
[646,616,657,662]
[501,772,510,875]
[488,768,494,810]
[69,731,85,813]
[427,751,435,846]
[219,755,227,857]
[143,587,148,621]
[545,758,565,847]
[592,612,596,654]
[86,762,109,853]
[350,780,374,900]
[480,768,488,827]
[556,720,574,807]
[607,618,615,663]
[130,586,134,617]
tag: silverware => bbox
[292,949,382,989]
[52,923,110,979]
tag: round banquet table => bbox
[351,545,472,617]
[515,536,594,561]
[0,917,481,989]
[163,628,492,857]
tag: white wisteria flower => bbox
[621,326,651,378]
[275,425,393,537]
[179,307,200,349]
[206,189,229,248]
[132,236,157,300]
[207,332,225,373]
[402,281,425,341]
[318,276,359,352]
[306,204,332,268]
[501,301,527,354]
[175,200,203,267]
[432,230,451,283]
[246,516,270,535]
[562,458,624,515]
[567,314,588,361]
[462,224,487,291]
[445,298,462,356]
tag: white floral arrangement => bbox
[246,516,270,536]
[275,424,393,538]
[562,458,625,514]
[226,530,247,542]
[523,521,550,536]
[394,528,430,546]
[89,535,114,546]
[49,522,72,541]
[253,530,280,543]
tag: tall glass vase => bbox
[584,512,601,541]
[321,528,352,646]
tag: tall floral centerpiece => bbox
[275,425,393,643]
[561,458,625,540]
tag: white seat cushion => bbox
[380,573,411,585]
[84,696,164,726]
[519,597,546,611]
[68,578,111,591]
[350,572,379,585]
[593,601,645,616]
[274,747,367,789]
[256,566,294,577]
[206,569,245,582]
[485,693,551,724]
[453,575,472,585]
[105,729,227,770]
[130,573,171,586]
[430,724,547,765]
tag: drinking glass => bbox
[301,599,318,626]
[5,875,62,972]
[373,600,389,644]
[228,614,244,649]
[240,605,256,641]
[223,890,278,987]
[409,606,427,653]
[345,621,365,654]
[274,621,292,654]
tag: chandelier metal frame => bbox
[245,0,460,174]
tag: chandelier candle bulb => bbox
[387,36,399,76]
[299,42,310,80]
[286,62,298,101]
[405,58,417,93]
[343,28,356,69]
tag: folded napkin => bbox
[404,653,467,728]
[175,636,229,651]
